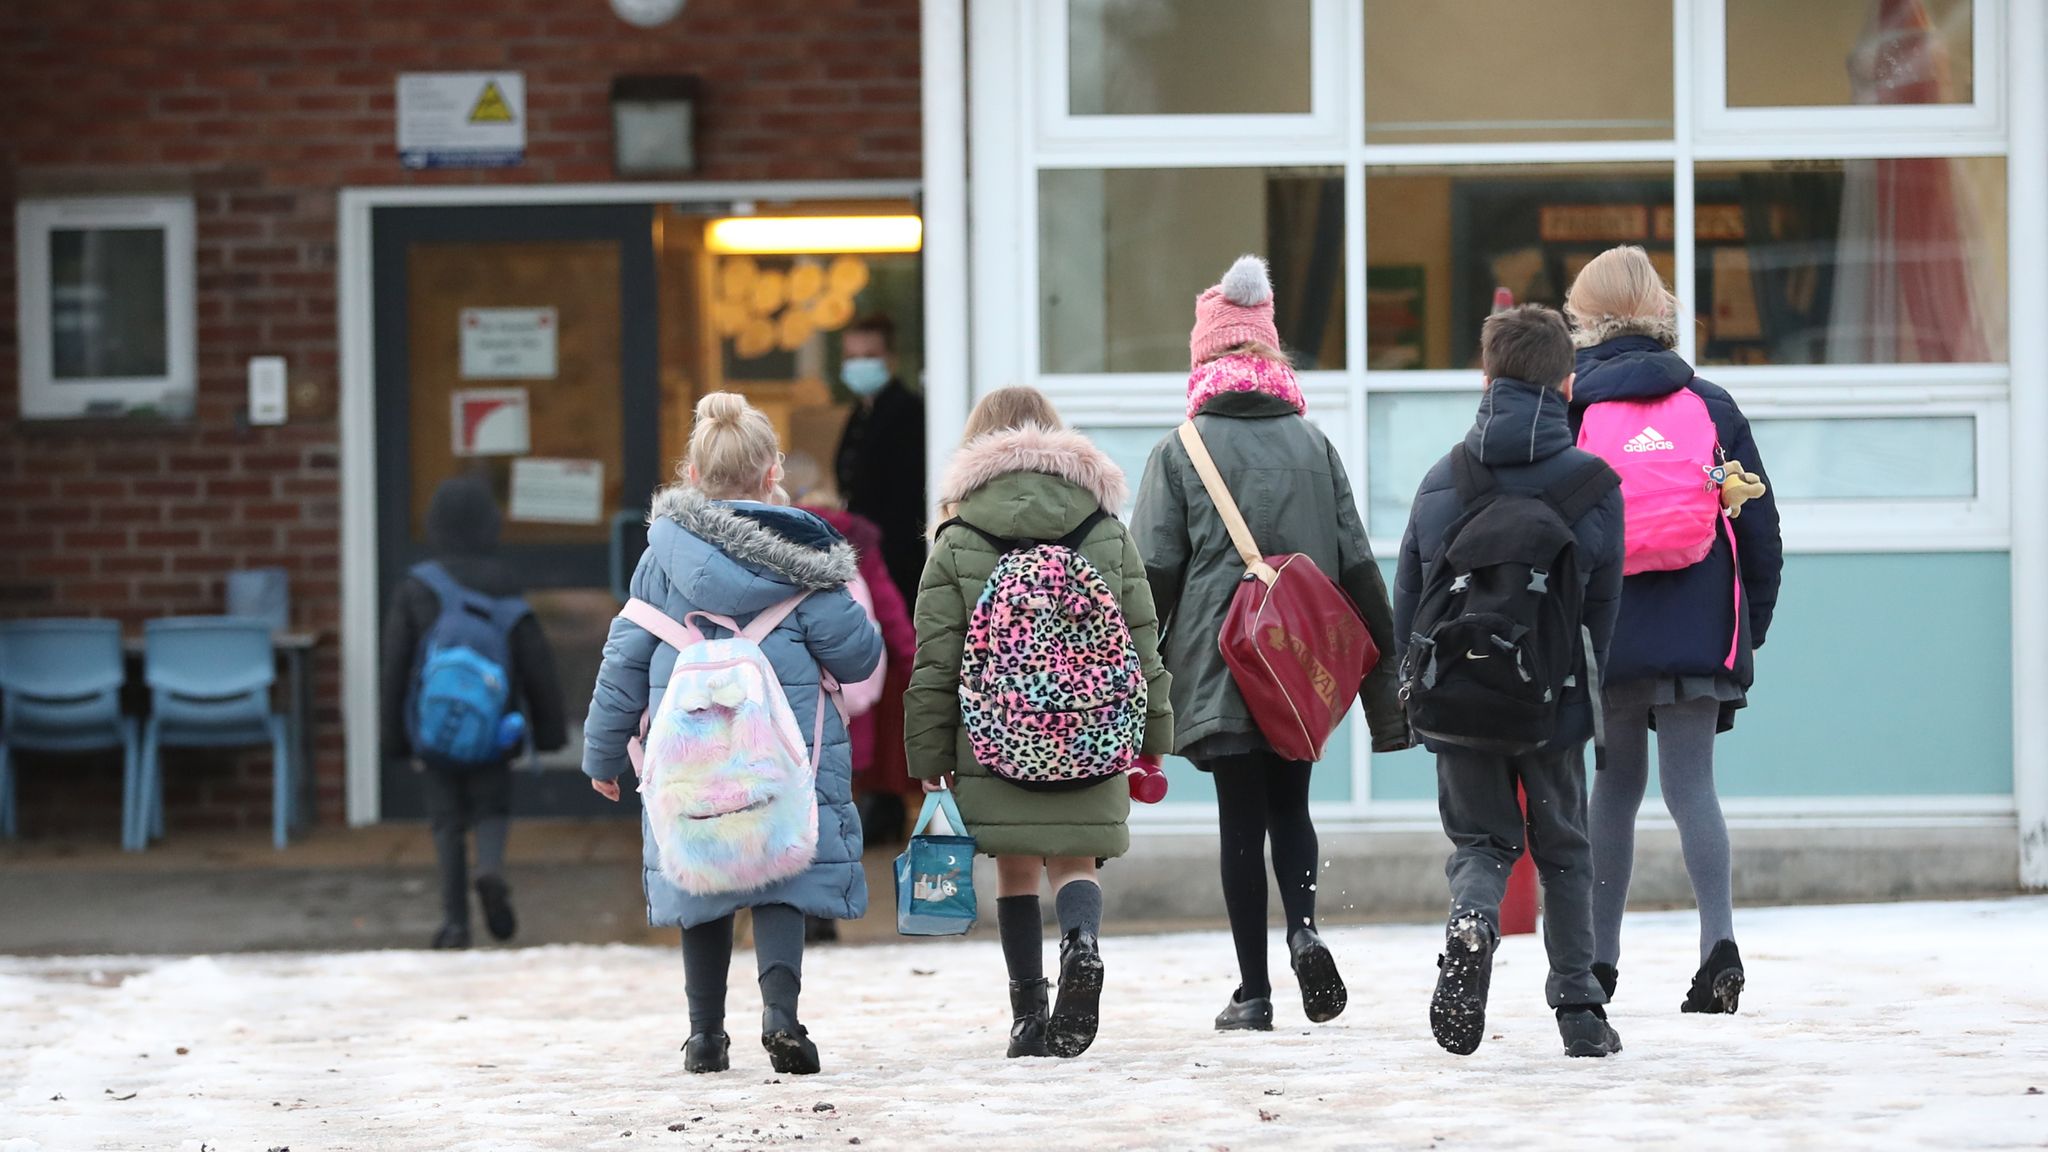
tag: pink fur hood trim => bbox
[938,423,1130,512]
[1186,354,1307,419]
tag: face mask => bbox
[841,357,890,396]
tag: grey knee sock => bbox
[997,895,1045,983]
[681,917,735,1035]
[1590,687,1654,968]
[1054,879,1102,939]
[472,815,508,879]
[751,903,806,1020]
[1653,697,1735,962]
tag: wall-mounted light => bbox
[703,215,924,255]
[610,75,700,177]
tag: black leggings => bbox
[1205,751,1318,999]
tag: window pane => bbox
[1068,0,1312,116]
[1365,391,1477,538]
[1073,424,1170,520]
[49,227,168,380]
[1365,164,1673,370]
[1365,0,1671,143]
[1751,416,1974,500]
[1041,167,1346,373]
[1726,0,1973,108]
[1695,158,2005,365]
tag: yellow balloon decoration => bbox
[712,300,747,338]
[777,309,816,352]
[720,256,869,361]
[735,318,777,360]
[810,292,854,331]
[751,269,787,315]
[828,255,870,295]
[720,257,758,303]
[787,262,825,305]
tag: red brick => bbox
[102,554,169,576]
[137,529,203,549]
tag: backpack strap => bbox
[1451,448,1499,506]
[1176,421,1277,584]
[621,598,699,651]
[1055,508,1110,550]
[936,518,1022,554]
[740,590,814,644]
[1542,458,1622,525]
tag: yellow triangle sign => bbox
[469,81,515,124]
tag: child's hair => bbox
[685,392,781,499]
[1565,244,1679,349]
[1480,305,1575,392]
[1212,340,1292,367]
[959,386,1063,445]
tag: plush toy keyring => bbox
[1714,459,1768,518]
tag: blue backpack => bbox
[407,562,529,766]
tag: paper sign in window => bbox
[510,458,605,525]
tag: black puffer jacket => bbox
[1394,378,1627,750]
[1569,335,1784,707]
[379,476,568,762]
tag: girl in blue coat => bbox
[584,392,882,1076]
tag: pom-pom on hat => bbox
[1189,254,1282,368]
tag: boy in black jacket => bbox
[380,476,567,949]
[1393,306,1627,1058]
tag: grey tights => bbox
[1590,687,1733,966]
[680,903,806,1036]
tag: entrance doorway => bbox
[367,193,922,820]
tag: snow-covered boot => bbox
[1429,913,1495,1056]
[1008,979,1051,1058]
[1593,962,1618,1001]
[1289,928,1347,1024]
[1213,987,1275,1032]
[1558,1005,1623,1057]
[761,1006,821,1075]
[1047,929,1104,1058]
[1681,939,1745,1014]
[683,1031,730,1074]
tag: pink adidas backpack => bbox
[1578,387,1722,576]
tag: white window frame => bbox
[1692,0,2005,154]
[1035,0,1348,162]
[15,195,196,422]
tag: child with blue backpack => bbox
[582,392,881,1076]
[905,386,1173,1060]
[380,474,568,950]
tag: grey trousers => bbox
[1436,743,1606,1008]
[421,764,511,929]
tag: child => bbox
[379,474,568,950]
[1393,305,1628,1058]
[582,393,882,1076]
[905,386,1173,1059]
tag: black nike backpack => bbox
[1399,450,1619,755]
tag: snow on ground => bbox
[2,899,2044,1152]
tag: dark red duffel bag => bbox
[1177,422,1378,763]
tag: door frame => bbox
[339,180,922,825]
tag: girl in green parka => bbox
[905,386,1174,1061]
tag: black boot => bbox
[683,1031,731,1074]
[1429,913,1495,1056]
[1007,979,1051,1058]
[475,875,517,943]
[804,916,840,944]
[1558,1005,1623,1057]
[1681,939,1745,1015]
[1047,929,1104,1058]
[1213,987,1275,1032]
[761,1005,821,1075]
[1592,962,1618,1002]
[1289,928,1348,1024]
[430,923,471,950]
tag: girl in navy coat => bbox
[1564,246,1784,1015]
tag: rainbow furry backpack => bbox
[622,594,835,896]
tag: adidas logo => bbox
[1622,426,1676,453]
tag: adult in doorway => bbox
[834,314,927,609]
[1565,245,1784,1015]
[1131,256,1409,1033]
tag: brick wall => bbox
[0,0,923,837]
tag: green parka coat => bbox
[904,425,1174,859]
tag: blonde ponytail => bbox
[685,392,782,500]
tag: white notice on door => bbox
[460,307,557,379]
[510,458,605,525]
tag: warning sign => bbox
[451,388,531,457]
[397,73,525,169]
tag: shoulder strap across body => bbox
[1176,421,1277,586]
[937,508,1110,555]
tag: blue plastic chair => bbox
[0,619,140,844]
[141,617,293,851]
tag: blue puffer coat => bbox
[1569,335,1784,707]
[583,487,883,929]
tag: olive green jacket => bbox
[904,426,1174,859]
[1132,391,1408,761]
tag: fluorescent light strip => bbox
[703,215,923,255]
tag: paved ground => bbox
[3,898,2044,1151]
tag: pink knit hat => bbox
[1189,255,1281,368]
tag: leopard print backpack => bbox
[946,510,1146,791]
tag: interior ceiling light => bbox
[703,215,923,255]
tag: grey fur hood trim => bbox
[938,424,1129,511]
[648,485,858,590]
[1570,307,1679,350]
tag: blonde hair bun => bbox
[694,392,751,426]
[685,391,781,499]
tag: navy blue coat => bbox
[1394,377,1628,750]
[1569,336,1784,704]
